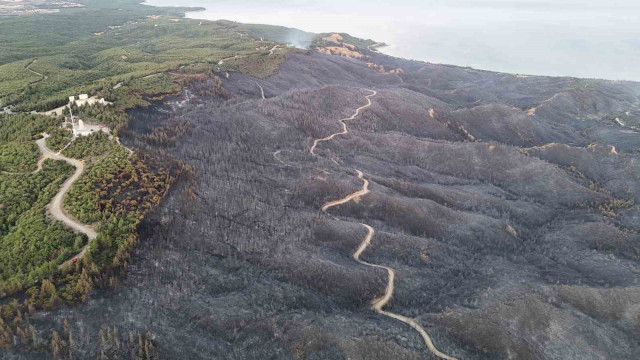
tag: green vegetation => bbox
[312,32,379,50]
[0,0,292,113]
[45,126,73,152]
[0,113,59,172]
[0,144,81,296]
[62,131,119,159]
[0,0,295,350]
[0,141,39,173]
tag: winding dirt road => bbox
[26,59,48,82]
[2,135,94,265]
[321,172,458,360]
[313,89,457,359]
[218,54,247,66]
[273,150,294,167]
[36,136,98,241]
[321,170,369,212]
[116,136,135,158]
[256,82,266,100]
[309,89,377,155]
[525,92,566,116]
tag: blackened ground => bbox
[6,51,640,359]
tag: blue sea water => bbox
[146,0,640,81]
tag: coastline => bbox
[142,0,640,82]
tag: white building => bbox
[71,119,110,137]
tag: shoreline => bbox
[141,0,640,83]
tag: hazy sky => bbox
[146,0,640,81]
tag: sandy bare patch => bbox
[324,33,344,43]
[317,46,364,59]
[367,62,405,75]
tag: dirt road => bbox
[321,170,369,212]
[310,90,377,155]
[218,54,247,66]
[526,92,566,116]
[36,136,98,241]
[256,82,265,100]
[26,59,48,82]
[314,89,457,359]
[116,136,135,158]
[321,172,458,360]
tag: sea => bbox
[145,0,640,81]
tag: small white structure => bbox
[41,94,112,117]
[71,119,110,137]
[73,95,109,108]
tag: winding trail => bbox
[218,54,248,66]
[310,89,377,155]
[313,90,457,359]
[116,136,135,158]
[525,92,567,116]
[26,59,48,82]
[256,82,266,100]
[273,150,294,167]
[269,45,279,56]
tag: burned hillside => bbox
[6,50,640,359]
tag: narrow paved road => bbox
[310,90,377,155]
[313,89,457,359]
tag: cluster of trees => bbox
[0,159,83,297]
[0,114,83,298]
[0,140,38,173]
[45,127,73,152]
[64,146,171,224]
[0,0,290,114]
[62,132,119,159]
